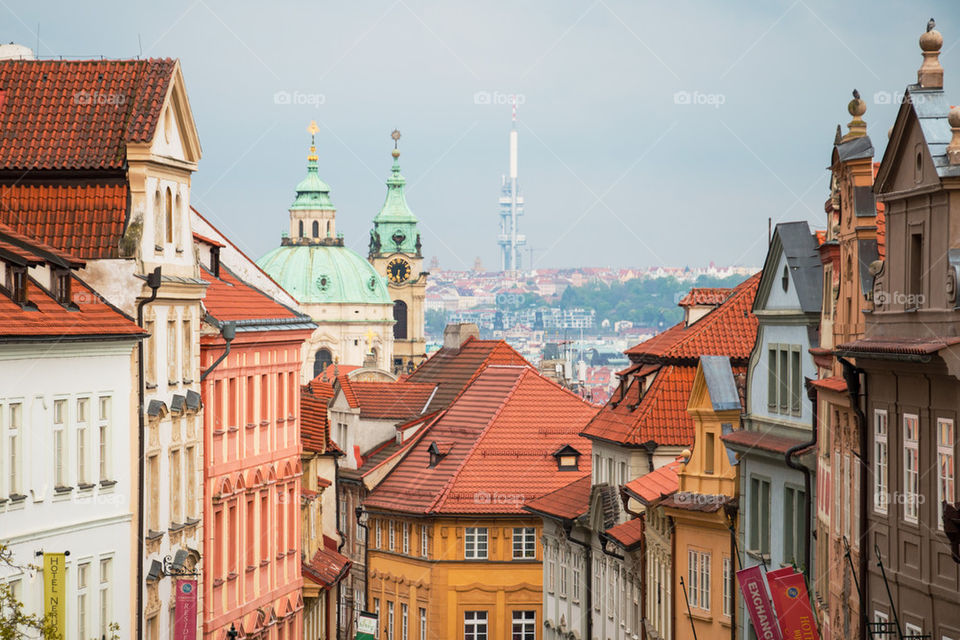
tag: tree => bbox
[0,542,56,640]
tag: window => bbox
[511,611,535,640]
[182,319,192,380]
[98,397,111,482]
[593,560,601,611]
[393,300,408,339]
[548,547,556,592]
[790,349,801,413]
[464,527,488,560]
[401,603,408,640]
[77,398,89,485]
[314,348,333,378]
[186,445,197,518]
[905,622,923,638]
[722,556,732,617]
[904,414,919,523]
[99,558,111,637]
[78,562,90,639]
[908,232,923,307]
[8,402,21,495]
[420,525,428,558]
[688,550,710,611]
[512,527,536,559]
[402,523,410,554]
[167,319,177,382]
[389,521,395,551]
[778,346,788,412]
[874,409,888,514]
[572,554,581,601]
[419,608,426,640]
[376,520,383,548]
[10,266,27,304]
[299,220,304,238]
[165,187,174,244]
[464,611,487,640]
[559,547,568,597]
[843,455,851,539]
[53,399,67,487]
[767,348,777,408]
[54,269,71,304]
[749,476,771,555]
[784,485,805,566]
[704,431,715,474]
[170,448,182,523]
[387,601,395,640]
[938,418,956,530]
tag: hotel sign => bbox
[43,552,66,637]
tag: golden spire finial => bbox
[307,120,319,162]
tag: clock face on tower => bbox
[387,258,412,284]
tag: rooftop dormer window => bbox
[53,269,71,304]
[9,266,27,304]
[552,444,582,471]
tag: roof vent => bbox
[443,322,479,353]
[428,441,451,468]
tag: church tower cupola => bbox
[369,129,420,257]
[287,120,339,246]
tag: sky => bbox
[2,0,958,270]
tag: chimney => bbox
[443,323,479,353]
[918,18,944,89]
[948,107,960,166]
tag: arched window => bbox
[299,221,304,238]
[312,221,319,238]
[393,300,408,339]
[313,349,333,378]
[154,189,164,247]
[165,187,173,244]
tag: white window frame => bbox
[77,397,90,485]
[376,520,382,548]
[420,524,428,558]
[419,607,426,640]
[688,549,710,611]
[937,417,955,530]
[874,409,889,514]
[389,521,395,551]
[99,557,112,637]
[402,522,410,554]
[387,601,394,640]
[77,561,90,639]
[464,610,487,640]
[904,414,920,524]
[7,402,22,495]
[512,527,536,559]
[559,547,568,597]
[722,556,732,617]
[97,396,111,482]
[401,603,408,640]
[53,398,68,487]
[905,622,922,638]
[572,553,581,602]
[511,610,535,640]
[464,527,488,560]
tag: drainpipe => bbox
[136,267,161,640]
[563,523,592,640]
[356,506,370,614]
[200,321,236,382]
[838,356,868,640]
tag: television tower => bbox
[498,103,526,272]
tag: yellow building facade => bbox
[368,515,544,640]
[664,357,742,640]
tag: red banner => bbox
[737,566,783,640]
[767,570,819,640]
[174,579,198,640]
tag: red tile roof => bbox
[623,460,680,505]
[335,377,438,420]
[604,518,644,550]
[720,429,811,456]
[523,474,592,521]
[301,379,338,455]
[301,537,351,588]
[0,221,84,267]
[0,59,176,171]
[192,232,225,248]
[405,336,531,409]
[678,287,734,307]
[200,264,306,324]
[810,375,847,393]
[0,181,129,259]
[365,366,597,515]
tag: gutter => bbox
[135,267,161,640]
[838,356,868,640]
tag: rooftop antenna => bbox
[138,33,143,58]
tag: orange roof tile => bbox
[405,336,531,409]
[0,181,129,259]
[302,537,351,588]
[301,379,338,455]
[335,377,438,420]
[523,475,592,521]
[604,518,644,550]
[0,59,175,171]
[200,264,307,324]
[365,366,597,515]
[810,375,847,393]
[623,460,681,505]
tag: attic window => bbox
[10,267,27,304]
[210,247,221,279]
[552,444,582,471]
[428,441,449,468]
[781,266,789,292]
[53,269,71,304]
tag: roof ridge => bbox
[429,368,529,513]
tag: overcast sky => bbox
[3,1,957,269]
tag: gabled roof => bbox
[877,85,960,186]
[200,263,312,329]
[0,181,129,259]
[364,366,597,515]
[622,460,681,505]
[0,59,176,171]
[405,336,531,409]
[335,376,437,420]
[757,221,823,314]
[523,474,592,521]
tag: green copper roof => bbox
[371,149,420,255]
[290,154,335,211]
[256,244,391,305]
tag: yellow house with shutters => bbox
[662,356,743,640]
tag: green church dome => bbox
[257,243,392,305]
